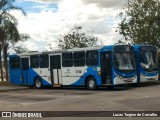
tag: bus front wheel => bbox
[34,77,43,89]
[87,77,97,90]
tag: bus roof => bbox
[9,45,133,57]
[9,45,106,57]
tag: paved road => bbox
[0,82,160,120]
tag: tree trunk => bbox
[0,46,4,81]
[3,44,9,81]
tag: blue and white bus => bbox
[9,45,137,90]
[133,45,159,83]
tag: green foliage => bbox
[0,0,26,45]
[117,0,160,47]
[0,0,28,81]
[56,28,99,49]
[0,0,25,24]
[1,19,19,45]
[13,46,28,54]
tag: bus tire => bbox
[34,77,43,89]
[87,77,97,90]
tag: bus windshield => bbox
[113,52,136,72]
[140,47,157,71]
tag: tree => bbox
[0,27,5,81]
[1,20,29,81]
[117,0,160,47]
[53,27,100,49]
[13,46,28,54]
[0,0,26,81]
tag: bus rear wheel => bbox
[87,77,97,90]
[34,77,43,89]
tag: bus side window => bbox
[10,57,20,69]
[40,55,49,68]
[22,58,29,70]
[62,53,73,67]
[30,55,39,68]
[74,52,85,67]
[86,50,98,66]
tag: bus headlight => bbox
[118,75,123,79]
[115,73,123,79]
[98,71,101,76]
[141,73,145,77]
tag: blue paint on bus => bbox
[9,45,137,88]
[133,45,159,83]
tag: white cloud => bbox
[14,0,124,51]
[81,0,127,8]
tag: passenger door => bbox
[100,52,112,85]
[21,57,29,85]
[50,55,62,85]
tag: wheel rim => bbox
[36,79,41,88]
[89,80,95,89]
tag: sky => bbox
[12,0,127,51]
